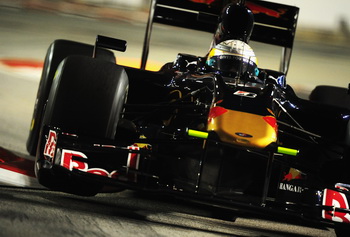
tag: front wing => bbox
[38,125,350,226]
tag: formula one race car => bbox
[26,0,350,235]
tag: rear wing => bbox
[141,0,299,74]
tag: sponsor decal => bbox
[44,130,57,160]
[322,189,350,223]
[60,149,118,179]
[246,2,287,18]
[208,106,228,123]
[188,0,288,18]
[235,132,253,138]
[282,168,302,182]
[59,145,145,181]
[336,183,350,191]
[278,168,304,193]
[263,116,277,132]
[278,183,303,193]
[233,90,257,98]
[189,0,216,4]
[61,149,88,171]
[127,145,141,182]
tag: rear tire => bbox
[310,85,350,147]
[27,40,115,156]
[36,55,128,196]
[309,85,350,110]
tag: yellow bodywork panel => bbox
[208,109,277,149]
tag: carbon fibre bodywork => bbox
[30,0,350,235]
[36,64,350,226]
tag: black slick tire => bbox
[36,55,128,196]
[27,40,115,156]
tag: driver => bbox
[206,39,259,78]
[206,3,260,80]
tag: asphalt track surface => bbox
[1,5,349,237]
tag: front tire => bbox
[36,55,128,196]
[27,40,115,156]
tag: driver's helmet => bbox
[206,39,259,78]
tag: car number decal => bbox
[233,90,257,98]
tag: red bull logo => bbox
[279,168,304,193]
[282,168,303,182]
